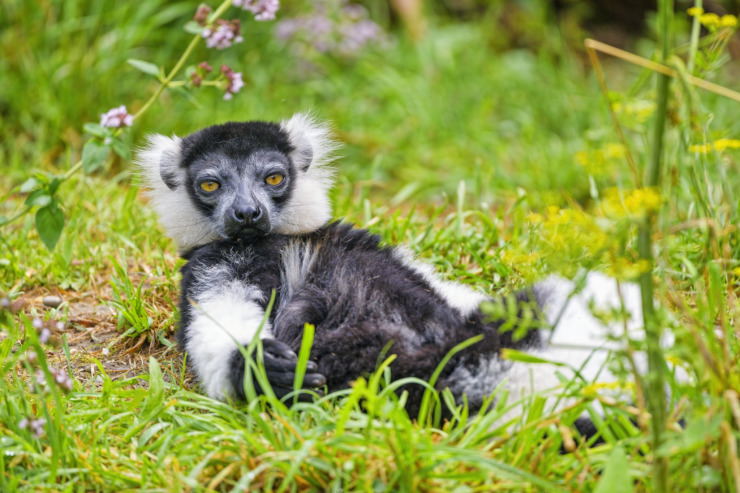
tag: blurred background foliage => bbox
[6,0,733,202]
[2,0,740,288]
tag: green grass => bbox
[2,0,740,490]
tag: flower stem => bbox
[687,0,703,73]
[639,0,672,491]
[133,0,233,120]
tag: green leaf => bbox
[0,216,8,226]
[48,178,61,196]
[24,189,52,207]
[82,140,110,174]
[501,348,568,366]
[83,123,110,138]
[183,20,204,35]
[594,445,632,493]
[144,357,165,413]
[127,58,161,78]
[111,138,131,161]
[20,177,40,193]
[35,201,65,251]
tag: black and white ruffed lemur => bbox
[138,114,646,418]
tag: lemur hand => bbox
[254,339,326,400]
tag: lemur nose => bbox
[233,206,262,225]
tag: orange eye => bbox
[265,174,284,186]
[200,181,219,192]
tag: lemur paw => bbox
[256,339,326,400]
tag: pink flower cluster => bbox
[202,19,243,50]
[190,61,213,87]
[221,64,244,100]
[19,417,46,437]
[275,1,384,57]
[100,105,134,128]
[233,0,280,21]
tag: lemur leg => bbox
[182,279,325,401]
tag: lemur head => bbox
[137,113,338,252]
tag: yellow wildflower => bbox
[689,139,740,153]
[526,212,543,225]
[605,257,650,280]
[689,143,711,153]
[700,12,721,28]
[732,266,740,277]
[712,138,740,151]
[582,381,634,398]
[721,14,738,28]
[574,143,625,176]
[601,187,662,219]
[687,7,704,17]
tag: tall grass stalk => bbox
[639,0,673,490]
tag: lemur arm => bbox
[179,260,325,401]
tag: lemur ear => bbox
[137,134,183,191]
[280,113,338,172]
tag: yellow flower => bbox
[690,139,740,153]
[721,14,738,28]
[712,138,740,151]
[605,257,650,280]
[732,266,740,277]
[687,7,704,17]
[700,12,721,28]
[601,187,662,219]
[689,143,711,153]
[574,143,626,176]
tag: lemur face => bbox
[177,122,296,238]
[138,113,338,252]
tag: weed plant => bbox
[2,0,740,491]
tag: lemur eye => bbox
[265,174,284,186]
[200,181,220,192]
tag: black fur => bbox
[179,221,545,416]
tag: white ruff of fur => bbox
[187,281,272,400]
[274,113,339,235]
[136,134,220,251]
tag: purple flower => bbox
[100,106,134,128]
[193,4,212,25]
[32,317,43,330]
[233,0,279,21]
[50,367,74,392]
[19,417,46,438]
[0,297,10,309]
[221,64,244,100]
[202,19,243,50]
[275,1,385,57]
[39,328,51,344]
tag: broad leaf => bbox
[111,138,131,160]
[36,201,65,251]
[82,140,110,174]
[127,58,161,78]
[594,445,632,493]
[25,188,52,207]
[20,177,40,193]
[83,122,110,138]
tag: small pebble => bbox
[43,295,63,308]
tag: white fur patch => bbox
[274,113,340,235]
[392,246,488,317]
[536,272,644,349]
[187,281,272,400]
[279,239,319,303]
[136,134,220,251]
